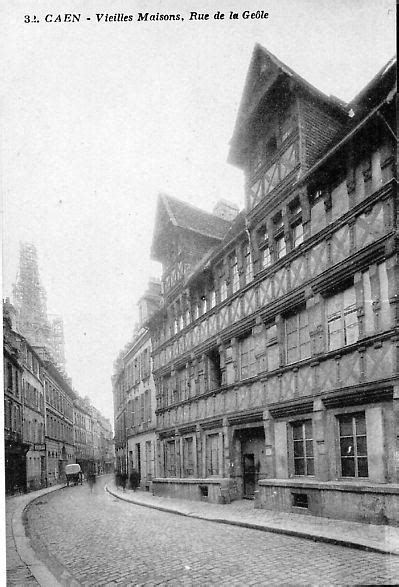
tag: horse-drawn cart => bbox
[65,463,83,486]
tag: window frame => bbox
[291,420,315,477]
[206,433,220,476]
[338,412,368,479]
[239,333,256,380]
[285,308,311,365]
[326,287,359,352]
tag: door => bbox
[243,453,256,498]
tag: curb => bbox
[10,485,65,587]
[105,484,398,556]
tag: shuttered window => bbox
[240,334,256,380]
[286,308,310,364]
[327,287,359,351]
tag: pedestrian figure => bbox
[88,471,96,493]
[120,472,127,492]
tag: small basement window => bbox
[199,485,209,499]
[292,493,308,508]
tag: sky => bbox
[1,0,396,426]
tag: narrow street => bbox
[23,476,399,586]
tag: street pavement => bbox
[13,475,399,585]
[107,483,399,555]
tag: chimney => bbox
[212,199,240,222]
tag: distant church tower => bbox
[12,242,66,368]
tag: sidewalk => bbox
[5,485,64,587]
[106,483,399,556]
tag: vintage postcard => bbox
[2,1,397,584]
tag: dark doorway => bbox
[243,453,256,498]
[40,456,46,487]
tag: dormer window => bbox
[280,108,297,143]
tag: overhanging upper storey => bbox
[228,44,349,213]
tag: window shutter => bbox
[366,407,385,482]
[274,421,288,478]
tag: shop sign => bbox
[34,443,46,451]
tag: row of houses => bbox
[4,300,114,494]
[113,45,398,525]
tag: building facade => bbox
[37,348,76,485]
[125,329,156,489]
[3,306,28,493]
[113,280,161,487]
[148,46,398,524]
[74,396,93,476]
[3,300,114,493]
[21,340,46,491]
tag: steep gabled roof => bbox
[161,193,231,239]
[229,44,348,167]
[349,56,396,115]
[297,56,396,188]
[151,193,232,260]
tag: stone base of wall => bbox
[256,479,399,525]
[152,477,237,504]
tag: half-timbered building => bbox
[149,45,397,524]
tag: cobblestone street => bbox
[23,476,399,586]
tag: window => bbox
[208,349,222,389]
[134,397,139,425]
[281,110,297,142]
[145,441,152,476]
[4,399,11,429]
[239,334,256,380]
[265,323,279,371]
[217,263,227,302]
[209,287,216,309]
[261,245,271,269]
[292,421,314,475]
[289,203,303,249]
[145,390,151,422]
[7,362,13,392]
[230,253,239,293]
[339,413,368,478]
[327,287,359,351]
[274,214,286,260]
[199,294,207,316]
[183,437,194,477]
[286,309,311,364]
[292,222,303,248]
[176,368,187,402]
[165,440,176,477]
[206,434,219,476]
[252,136,264,172]
[243,243,253,284]
[276,235,286,259]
